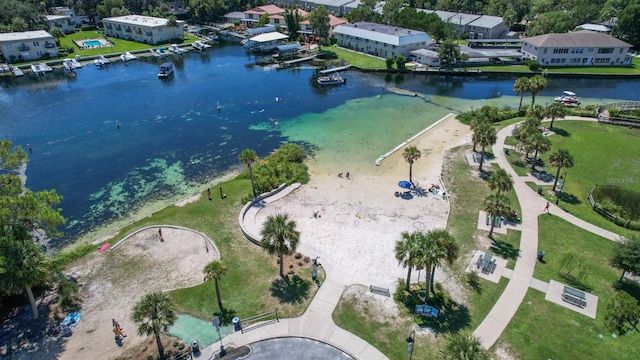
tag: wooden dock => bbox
[319,65,351,74]
[283,54,317,65]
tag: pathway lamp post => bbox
[406,329,416,360]
[212,316,226,357]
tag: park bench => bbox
[415,305,440,318]
[562,286,587,308]
[370,285,390,297]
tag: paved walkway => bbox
[473,120,621,349]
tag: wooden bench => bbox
[415,305,440,318]
[562,286,587,308]
[370,285,390,297]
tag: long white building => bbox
[522,31,632,66]
[333,22,431,58]
[103,15,184,45]
[0,31,58,62]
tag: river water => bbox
[1,44,638,246]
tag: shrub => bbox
[289,264,294,269]
[297,261,304,267]
[294,252,302,259]
[386,56,394,69]
[303,256,310,263]
[317,50,337,59]
[524,58,542,72]
[81,25,96,31]
[465,271,483,294]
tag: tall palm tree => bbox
[526,104,545,122]
[513,77,530,111]
[544,102,567,129]
[395,231,422,292]
[402,145,421,185]
[239,148,258,198]
[437,332,488,360]
[203,260,227,311]
[549,149,574,191]
[132,292,177,359]
[483,193,511,238]
[474,123,497,172]
[427,229,458,294]
[167,15,178,39]
[528,75,548,106]
[415,230,447,303]
[260,213,300,278]
[529,132,551,172]
[487,168,513,193]
[514,118,542,159]
[0,237,50,319]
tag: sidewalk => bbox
[473,121,622,348]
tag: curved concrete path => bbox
[200,184,388,360]
[473,118,621,349]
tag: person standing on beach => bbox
[158,228,163,242]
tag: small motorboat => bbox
[94,55,110,68]
[158,62,174,79]
[169,44,188,55]
[554,91,580,106]
[120,52,137,62]
[317,72,346,86]
[62,59,76,72]
[192,40,211,51]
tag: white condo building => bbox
[102,15,184,45]
[333,22,431,58]
[0,31,58,62]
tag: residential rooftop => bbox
[103,15,169,27]
[524,30,631,48]
[0,30,53,42]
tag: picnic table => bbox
[562,286,587,308]
[476,253,497,274]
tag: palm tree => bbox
[203,260,227,311]
[402,146,421,185]
[260,213,300,278]
[528,75,548,106]
[514,118,542,159]
[132,292,177,359]
[427,229,458,294]
[526,104,545,122]
[238,148,258,198]
[484,193,511,238]
[549,149,574,191]
[529,132,551,172]
[167,15,178,40]
[437,332,488,360]
[487,168,513,193]
[395,231,422,292]
[545,102,567,129]
[513,77,530,111]
[474,123,497,172]
[415,230,447,303]
[0,238,50,319]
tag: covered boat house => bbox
[243,31,289,53]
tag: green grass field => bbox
[498,215,640,359]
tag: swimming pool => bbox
[83,40,103,47]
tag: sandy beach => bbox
[256,114,472,288]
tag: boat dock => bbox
[375,113,454,166]
[320,65,351,74]
[283,54,318,65]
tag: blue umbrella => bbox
[398,181,412,189]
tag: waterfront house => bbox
[521,31,632,66]
[418,10,508,39]
[165,1,188,19]
[243,5,286,28]
[409,49,440,67]
[45,15,76,34]
[102,15,184,45]
[333,22,431,58]
[0,31,58,62]
[300,14,347,40]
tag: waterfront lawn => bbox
[97,177,319,322]
[539,121,640,237]
[498,215,640,359]
[545,56,640,75]
[328,45,387,69]
[57,31,197,59]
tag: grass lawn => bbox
[498,215,640,359]
[328,45,388,69]
[87,176,319,323]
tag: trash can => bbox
[191,340,200,353]
[537,251,545,262]
[232,316,241,331]
[537,186,543,195]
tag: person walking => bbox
[112,318,121,330]
[207,188,211,201]
[114,325,126,339]
[158,228,163,242]
[543,201,550,213]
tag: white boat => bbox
[63,59,76,71]
[149,48,161,57]
[158,62,174,79]
[192,40,211,51]
[317,72,346,86]
[120,52,137,62]
[554,91,580,106]
[72,55,83,68]
[30,62,49,76]
[10,65,24,77]
[157,47,171,57]
[169,44,188,55]
[94,55,110,68]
